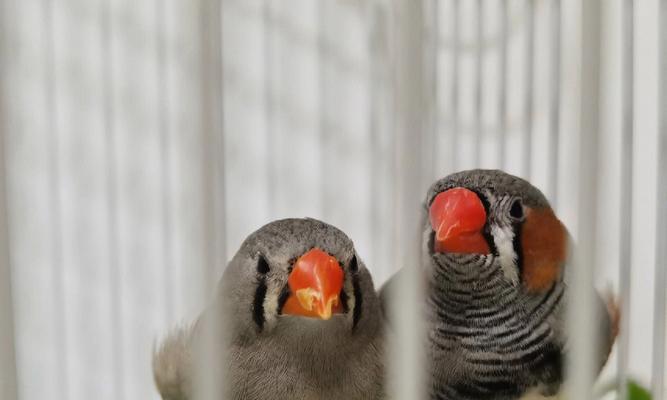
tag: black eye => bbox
[510,199,524,220]
[349,255,358,273]
[257,255,270,274]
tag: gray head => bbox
[153,219,384,400]
[216,218,381,346]
[423,169,568,292]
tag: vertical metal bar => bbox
[427,0,439,180]
[262,0,275,218]
[156,0,174,325]
[200,0,226,298]
[473,0,483,168]
[567,0,602,398]
[318,1,329,220]
[652,2,667,398]
[547,0,561,206]
[44,0,69,398]
[101,0,124,397]
[196,0,226,399]
[523,0,535,179]
[0,2,18,397]
[389,0,426,399]
[368,1,391,282]
[450,0,460,172]
[0,120,18,400]
[368,0,381,276]
[498,0,508,169]
[617,0,634,398]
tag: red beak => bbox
[282,248,344,320]
[429,187,491,254]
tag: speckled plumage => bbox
[153,218,385,400]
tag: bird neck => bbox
[427,253,519,309]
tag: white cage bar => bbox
[388,1,427,399]
[617,0,635,399]
[547,0,561,205]
[566,0,602,398]
[0,4,18,393]
[652,3,667,400]
[523,0,535,178]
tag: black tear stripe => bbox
[276,284,290,315]
[339,287,350,313]
[470,189,498,255]
[352,274,363,331]
[349,255,359,272]
[252,278,268,331]
[256,254,270,274]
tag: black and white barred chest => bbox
[428,254,565,400]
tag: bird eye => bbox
[509,199,524,220]
[257,254,270,274]
[349,255,358,273]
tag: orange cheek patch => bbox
[521,208,568,292]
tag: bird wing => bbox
[378,267,424,327]
[153,323,196,400]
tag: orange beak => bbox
[429,187,491,254]
[282,248,344,320]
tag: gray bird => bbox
[381,169,618,400]
[153,218,385,400]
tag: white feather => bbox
[491,224,520,284]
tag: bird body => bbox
[222,316,384,400]
[153,218,385,400]
[425,252,567,399]
[382,169,618,400]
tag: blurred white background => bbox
[0,0,665,399]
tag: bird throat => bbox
[429,253,518,308]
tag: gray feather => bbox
[153,324,196,400]
[153,218,386,400]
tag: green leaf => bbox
[626,380,652,400]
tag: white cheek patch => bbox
[262,284,281,328]
[490,224,520,284]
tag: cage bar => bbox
[498,0,508,170]
[450,0,461,172]
[194,0,227,398]
[201,0,227,285]
[652,2,667,399]
[617,0,635,398]
[318,0,330,221]
[566,0,602,398]
[0,138,17,400]
[44,0,69,398]
[262,0,276,218]
[473,0,483,168]
[388,0,427,398]
[427,0,440,180]
[523,0,535,178]
[101,0,124,396]
[0,3,18,394]
[156,0,175,325]
[547,0,561,206]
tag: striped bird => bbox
[381,169,618,400]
